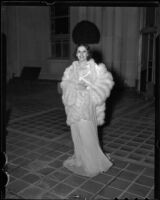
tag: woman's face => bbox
[76,46,88,62]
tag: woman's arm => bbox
[60,66,77,106]
[89,63,114,106]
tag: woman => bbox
[60,44,114,177]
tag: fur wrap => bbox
[60,59,114,126]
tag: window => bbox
[50,5,70,59]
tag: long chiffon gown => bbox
[60,59,114,177]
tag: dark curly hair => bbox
[73,43,92,61]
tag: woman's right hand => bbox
[77,82,87,90]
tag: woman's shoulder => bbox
[93,62,107,74]
[87,58,96,65]
[65,61,76,71]
[88,59,106,69]
[63,66,72,78]
[96,63,113,81]
[86,59,106,73]
[98,63,107,71]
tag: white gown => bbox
[60,59,114,177]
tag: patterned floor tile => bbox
[35,147,51,155]
[49,169,70,182]
[146,188,154,199]
[120,191,144,199]
[97,186,122,199]
[143,157,154,165]
[127,153,144,162]
[67,188,93,200]
[35,176,58,190]
[135,175,154,187]
[11,167,30,179]
[7,179,30,194]
[120,145,135,152]
[27,159,49,171]
[142,167,154,177]
[58,153,71,161]
[94,194,109,200]
[21,173,42,184]
[46,150,63,159]
[58,166,73,175]
[134,148,150,156]
[126,163,145,173]
[11,157,31,167]
[36,166,55,176]
[38,154,54,162]
[48,159,64,169]
[23,152,41,161]
[8,175,16,183]
[20,143,40,151]
[127,183,151,197]
[91,173,113,185]
[104,166,122,177]
[80,180,104,194]
[7,153,19,162]
[7,163,19,173]
[63,175,87,187]
[41,192,60,199]
[117,170,138,181]
[5,191,22,199]
[111,158,129,169]
[18,185,45,199]
[49,183,75,198]
[108,178,130,190]
[113,150,129,157]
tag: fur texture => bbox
[60,60,114,126]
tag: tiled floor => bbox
[5,79,155,199]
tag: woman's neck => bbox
[78,60,88,67]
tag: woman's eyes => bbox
[78,51,87,53]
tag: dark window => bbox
[146,7,155,27]
[55,6,69,16]
[55,18,69,34]
[50,6,70,59]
